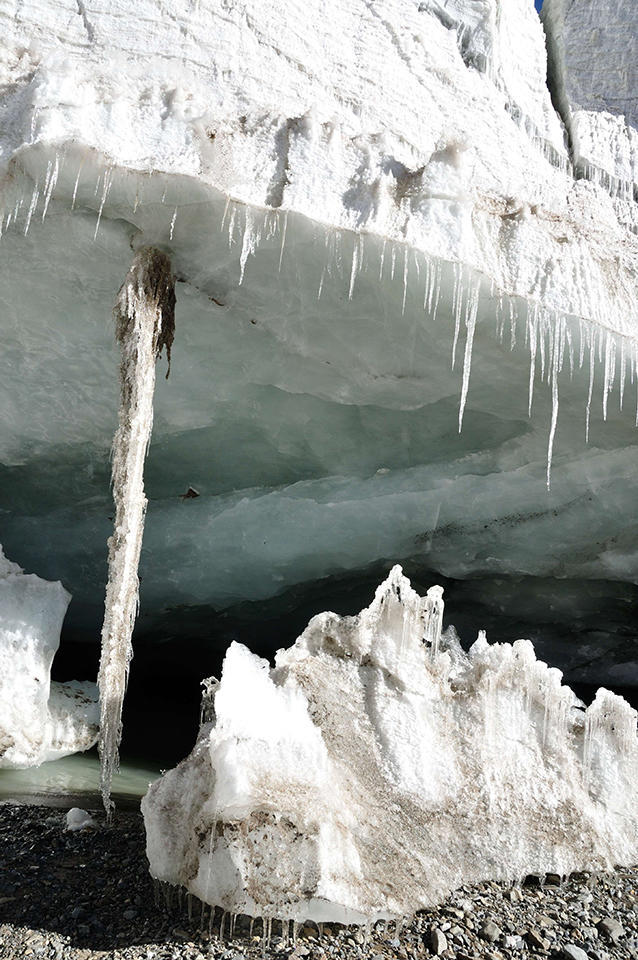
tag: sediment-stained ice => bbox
[0,546,99,768]
[142,567,638,923]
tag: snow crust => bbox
[142,567,638,923]
[0,546,99,768]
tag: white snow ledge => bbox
[142,567,638,923]
[0,0,637,337]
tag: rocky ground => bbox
[0,803,636,960]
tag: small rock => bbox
[562,946,588,960]
[479,920,502,943]
[503,935,524,950]
[598,918,624,942]
[526,929,549,951]
[428,928,447,955]
[506,888,522,903]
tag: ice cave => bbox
[0,0,637,926]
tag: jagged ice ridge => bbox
[142,567,638,924]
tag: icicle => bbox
[71,161,84,210]
[390,243,396,280]
[378,238,386,280]
[41,155,59,221]
[239,208,254,285]
[221,196,230,231]
[585,336,595,442]
[424,586,444,660]
[458,278,480,432]
[509,301,516,351]
[451,263,462,369]
[602,330,616,422]
[528,306,538,417]
[348,234,361,300]
[401,246,408,315]
[546,317,562,489]
[317,267,325,300]
[620,337,626,411]
[227,206,237,247]
[169,206,178,241]
[98,247,176,817]
[423,257,431,311]
[431,260,441,320]
[94,168,113,240]
[24,183,40,235]
[278,211,288,272]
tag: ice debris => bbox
[65,807,96,832]
[98,246,176,817]
[142,566,638,924]
[0,545,99,768]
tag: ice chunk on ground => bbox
[142,566,638,923]
[0,545,99,768]
[65,807,96,831]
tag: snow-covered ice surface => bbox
[0,0,637,685]
[0,546,99,768]
[142,567,638,923]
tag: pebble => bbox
[428,928,447,955]
[598,916,625,941]
[478,920,501,942]
[562,945,589,960]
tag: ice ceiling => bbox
[0,0,637,692]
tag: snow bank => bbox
[142,567,638,923]
[0,546,99,768]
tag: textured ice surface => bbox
[0,0,637,685]
[0,546,99,768]
[543,0,638,195]
[142,567,638,922]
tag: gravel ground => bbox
[0,803,636,960]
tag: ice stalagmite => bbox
[98,246,175,816]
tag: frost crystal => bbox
[98,246,175,816]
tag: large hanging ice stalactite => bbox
[98,246,175,817]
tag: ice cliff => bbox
[142,568,638,923]
[0,0,637,691]
[0,547,99,768]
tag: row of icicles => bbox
[3,151,637,488]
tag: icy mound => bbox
[0,546,99,768]
[142,568,638,923]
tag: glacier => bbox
[142,567,638,924]
[0,546,99,768]
[0,0,637,739]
